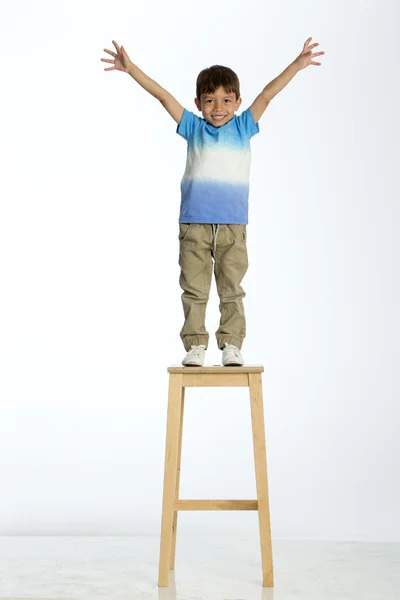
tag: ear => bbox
[194,97,202,111]
[235,97,242,111]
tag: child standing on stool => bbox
[101,38,325,366]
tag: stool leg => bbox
[170,385,185,569]
[158,373,183,587]
[249,373,274,587]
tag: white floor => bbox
[0,535,399,600]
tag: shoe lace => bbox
[224,343,239,356]
[188,344,205,357]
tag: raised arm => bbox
[249,37,325,123]
[101,40,184,124]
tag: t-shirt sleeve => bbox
[237,107,260,138]
[176,109,198,141]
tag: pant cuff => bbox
[181,335,209,352]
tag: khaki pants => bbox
[178,223,248,351]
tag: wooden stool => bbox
[158,365,274,587]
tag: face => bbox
[194,86,242,127]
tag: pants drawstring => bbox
[211,224,220,257]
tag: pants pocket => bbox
[178,223,191,241]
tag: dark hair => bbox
[196,65,240,101]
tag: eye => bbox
[224,99,232,103]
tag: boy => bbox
[101,38,324,367]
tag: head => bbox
[194,65,242,127]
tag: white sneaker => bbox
[182,344,206,367]
[222,342,244,366]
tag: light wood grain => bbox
[183,373,249,387]
[158,374,183,586]
[175,500,258,510]
[249,372,274,587]
[170,386,185,570]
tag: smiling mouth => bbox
[212,115,226,121]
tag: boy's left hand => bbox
[296,37,325,70]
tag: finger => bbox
[310,61,321,66]
[104,49,117,57]
[101,58,114,63]
[310,43,319,49]
[311,51,325,57]
[304,36,312,47]
[104,67,116,71]
[112,40,121,52]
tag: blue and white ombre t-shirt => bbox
[176,107,259,224]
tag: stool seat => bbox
[158,363,274,588]
[168,364,264,372]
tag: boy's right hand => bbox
[101,40,132,73]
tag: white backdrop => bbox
[1,0,399,542]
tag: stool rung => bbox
[175,499,258,511]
